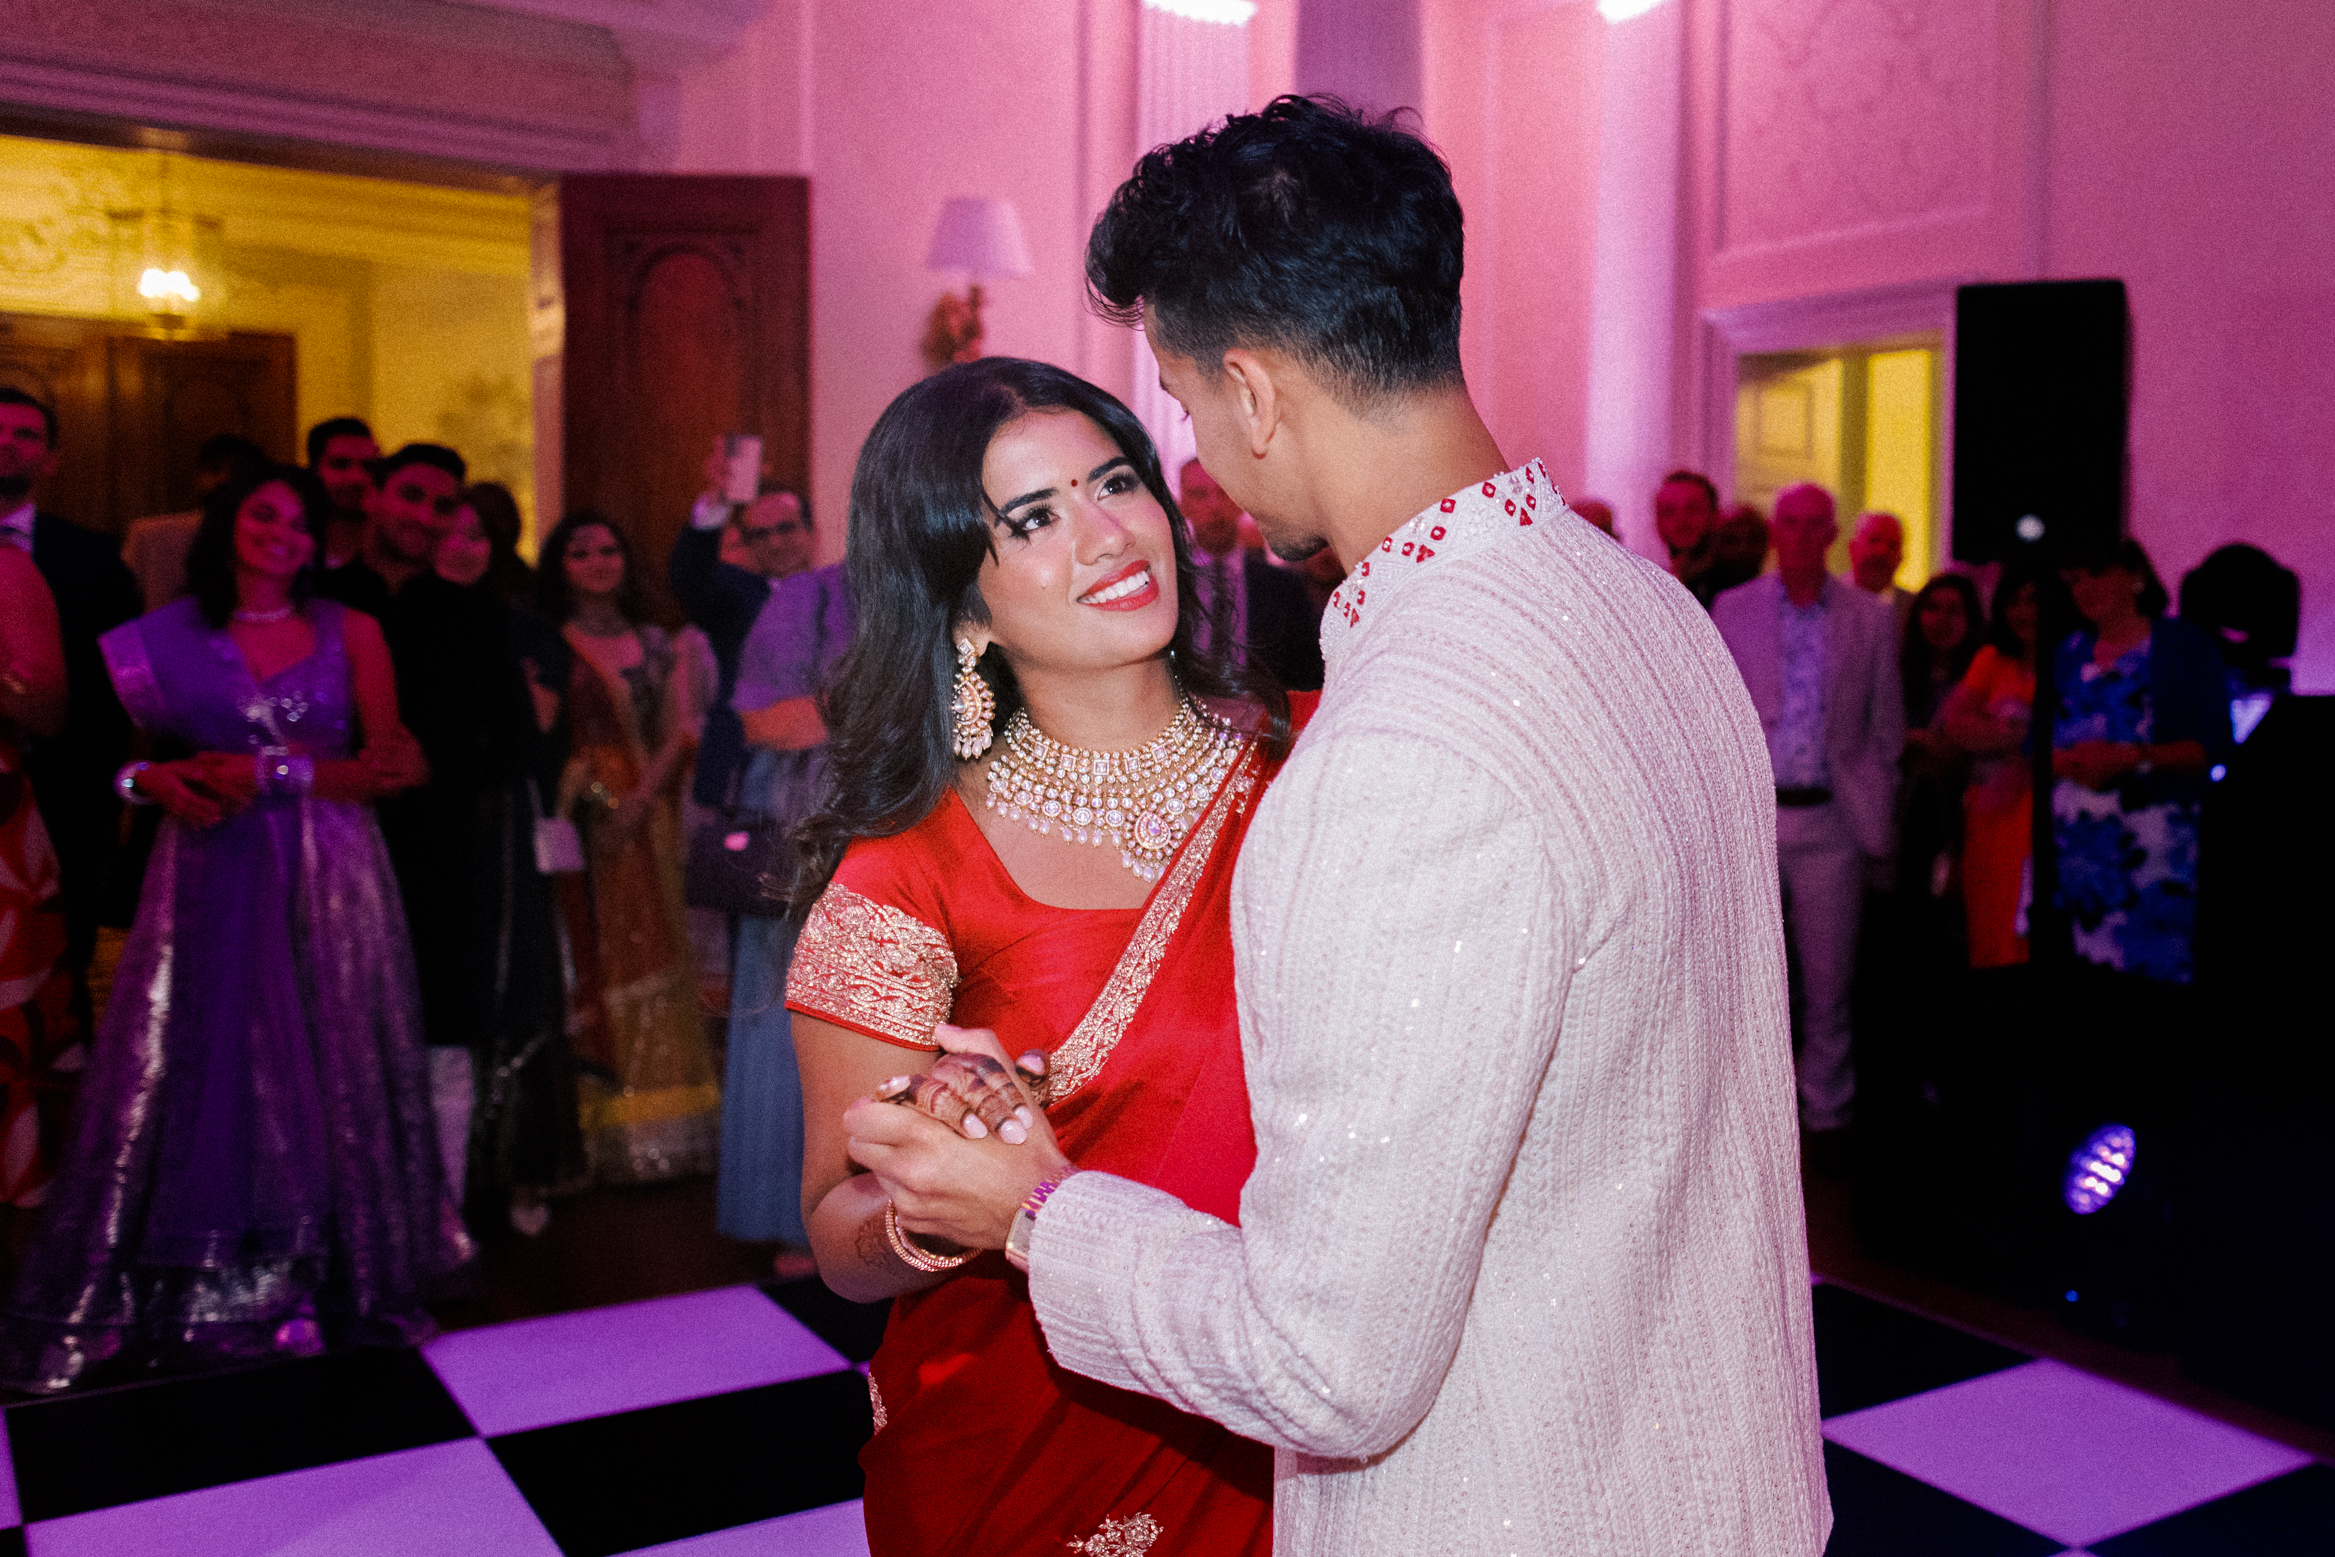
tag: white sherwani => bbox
[1030,462,1830,1554]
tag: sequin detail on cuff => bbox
[786,883,959,1048]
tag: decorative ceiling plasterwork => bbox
[1719,0,1993,256]
[0,0,766,173]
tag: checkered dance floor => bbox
[0,1279,2326,1553]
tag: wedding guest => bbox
[0,547,77,1228]
[670,442,815,821]
[428,490,583,1234]
[855,97,1827,1555]
[2050,539,2230,986]
[307,417,380,572]
[321,446,550,1211]
[539,512,719,1182]
[1181,457,1324,691]
[1713,481,1904,1152]
[1895,574,1984,903]
[1942,562,2056,969]
[1851,510,1914,633]
[121,433,267,612]
[715,521,852,1276]
[0,389,140,1028]
[0,464,463,1393]
[452,481,537,608]
[1716,500,1770,581]
[1654,467,1726,607]
[2041,539,2230,1341]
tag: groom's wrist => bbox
[1004,1166,1080,1273]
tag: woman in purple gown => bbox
[0,466,470,1393]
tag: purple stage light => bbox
[2063,1124,2137,1215]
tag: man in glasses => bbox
[672,444,818,813]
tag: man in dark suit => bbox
[1179,457,1324,692]
[0,387,142,997]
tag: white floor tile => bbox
[1823,1358,2312,1547]
[24,1439,558,1557]
[423,1285,847,1436]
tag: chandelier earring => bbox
[950,636,996,759]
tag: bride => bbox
[785,357,1309,1555]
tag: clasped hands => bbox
[141,736,429,827]
[845,1024,1072,1254]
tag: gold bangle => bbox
[883,1200,974,1273]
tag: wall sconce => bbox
[108,155,222,337]
[921,197,1033,372]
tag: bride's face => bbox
[974,410,1179,679]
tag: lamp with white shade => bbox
[922,197,1033,371]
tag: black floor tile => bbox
[1813,1282,2030,1418]
[761,1277,889,1365]
[2092,1464,2335,1556]
[491,1368,871,1557]
[5,1346,474,1521]
[1821,1443,2062,1557]
[0,1528,22,1557]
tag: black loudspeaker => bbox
[1952,279,2129,564]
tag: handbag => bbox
[529,779,586,875]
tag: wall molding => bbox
[0,0,763,175]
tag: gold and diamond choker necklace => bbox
[984,696,1242,881]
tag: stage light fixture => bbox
[2063,1123,2137,1215]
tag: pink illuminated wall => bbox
[2044,0,2335,689]
[1420,0,2335,686]
[667,0,1140,563]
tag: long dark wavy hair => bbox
[186,463,330,627]
[1899,573,1984,720]
[535,509,648,625]
[793,357,1292,909]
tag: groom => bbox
[851,98,1828,1553]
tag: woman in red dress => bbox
[784,358,1305,1556]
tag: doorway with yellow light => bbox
[1734,337,1942,588]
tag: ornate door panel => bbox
[558,175,810,624]
[0,314,111,533]
[0,314,295,536]
[108,332,298,521]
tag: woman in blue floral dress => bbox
[2051,541,2232,985]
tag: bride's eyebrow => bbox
[996,483,1057,515]
[998,457,1133,516]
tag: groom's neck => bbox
[1310,384,1508,571]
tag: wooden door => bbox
[109,332,298,521]
[0,314,112,533]
[0,313,296,536]
[558,175,810,624]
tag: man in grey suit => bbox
[1713,482,1903,1151]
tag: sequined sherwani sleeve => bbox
[1029,461,1830,1555]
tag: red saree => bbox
[786,696,1314,1557]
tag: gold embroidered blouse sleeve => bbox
[785,883,959,1050]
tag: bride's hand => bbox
[874,1029,1047,1142]
[843,1027,1069,1250]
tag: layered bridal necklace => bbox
[984,695,1242,881]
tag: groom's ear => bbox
[1220,347,1282,461]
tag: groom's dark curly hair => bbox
[1086,94,1466,408]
